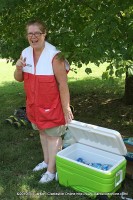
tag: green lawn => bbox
[0,60,133,200]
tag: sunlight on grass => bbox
[68,63,108,81]
[0,59,125,98]
[0,60,15,84]
[20,184,30,192]
[0,59,108,84]
[19,183,39,195]
[19,183,47,199]
[0,185,4,195]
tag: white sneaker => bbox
[39,172,55,183]
[33,161,48,172]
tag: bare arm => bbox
[14,56,26,82]
[53,55,74,124]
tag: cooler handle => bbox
[115,170,123,187]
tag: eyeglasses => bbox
[27,32,44,38]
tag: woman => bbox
[14,20,73,183]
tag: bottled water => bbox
[76,157,86,164]
[88,163,102,170]
[76,157,112,171]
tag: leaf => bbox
[102,72,109,80]
[106,64,113,71]
[115,69,122,78]
[109,69,114,76]
[77,63,82,68]
[85,68,92,74]
[128,66,133,76]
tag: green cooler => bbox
[56,120,127,197]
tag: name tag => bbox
[25,64,32,67]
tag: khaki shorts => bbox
[32,123,66,137]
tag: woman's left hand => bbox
[64,106,74,124]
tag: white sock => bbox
[43,161,48,167]
[46,171,55,178]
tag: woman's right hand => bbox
[16,57,26,71]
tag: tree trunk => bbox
[124,71,133,105]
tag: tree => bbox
[0,0,133,104]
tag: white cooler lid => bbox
[68,120,127,156]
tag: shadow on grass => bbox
[0,81,25,116]
[0,78,133,200]
[68,77,133,137]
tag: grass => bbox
[0,60,133,200]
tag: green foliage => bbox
[0,0,133,76]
